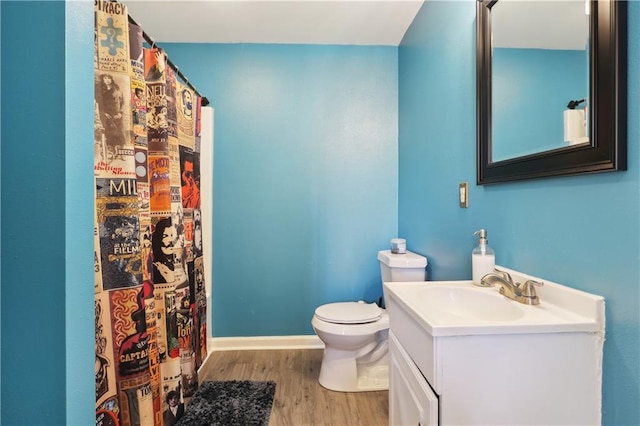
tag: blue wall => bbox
[65,1,96,424]
[493,48,588,160]
[1,2,67,424]
[163,44,399,336]
[399,1,639,425]
[1,2,95,425]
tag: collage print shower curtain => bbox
[94,2,208,425]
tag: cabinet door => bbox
[389,332,438,426]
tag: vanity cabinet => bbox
[389,332,438,426]
[386,278,604,426]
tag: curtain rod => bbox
[127,15,210,107]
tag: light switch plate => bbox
[459,182,468,208]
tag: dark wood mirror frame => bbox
[476,0,627,185]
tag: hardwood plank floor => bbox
[197,349,389,426]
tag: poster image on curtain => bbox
[142,280,162,425]
[96,0,130,73]
[169,137,181,188]
[140,219,152,284]
[112,286,149,376]
[149,156,171,214]
[181,210,194,263]
[130,24,146,137]
[128,21,144,64]
[131,80,147,136]
[133,134,148,151]
[151,216,179,285]
[96,184,142,291]
[171,204,189,285]
[110,286,154,426]
[165,66,179,139]
[130,29,147,143]
[176,82,195,148]
[192,209,203,259]
[137,149,152,286]
[153,281,174,365]
[160,359,184,426]
[119,381,154,426]
[146,83,169,154]
[150,208,189,288]
[135,147,149,185]
[96,177,143,290]
[194,209,203,258]
[95,71,135,177]
[164,290,181,360]
[96,293,118,411]
[98,215,143,291]
[144,48,166,84]
[95,287,156,426]
[179,146,201,209]
[190,256,207,370]
[174,278,198,398]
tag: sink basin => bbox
[383,267,605,337]
[419,285,525,322]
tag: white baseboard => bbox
[206,335,324,351]
[198,350,215,375]
[197,336,323,373]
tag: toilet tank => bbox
[378,250,427,282]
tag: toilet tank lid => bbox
[315,302,382,324]
[378,250,427,268]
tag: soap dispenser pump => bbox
[472,229,495,285]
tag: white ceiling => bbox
[126,1,425,46]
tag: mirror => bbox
[477,0,627,184]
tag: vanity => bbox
[383,267,605,425]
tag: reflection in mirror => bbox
[491,1,590,162]
[476,0,627,185]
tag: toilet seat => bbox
[315,302,382,324]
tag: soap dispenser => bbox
[472,229,495,285]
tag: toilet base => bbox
[318,347,389,392]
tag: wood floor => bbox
[197,349,389,426]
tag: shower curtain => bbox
[94,2,208,425]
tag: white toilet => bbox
[311,249,427,392]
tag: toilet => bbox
[311,249,427,392]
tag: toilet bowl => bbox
[312,301,390,392]
[312,249,427,392]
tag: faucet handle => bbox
[520,280,544,303]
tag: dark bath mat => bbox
[176,380,276,426]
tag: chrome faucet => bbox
[480,271,544,305]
